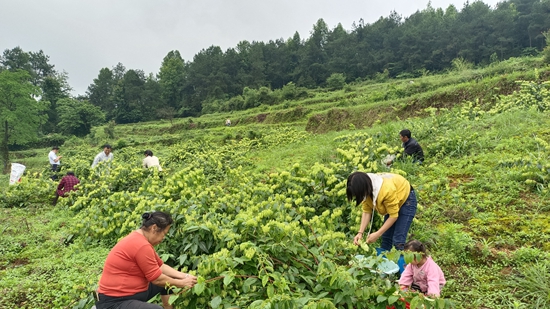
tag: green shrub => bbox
[326,73,346,90]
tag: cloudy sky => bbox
[1,0,501,96]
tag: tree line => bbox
[0,0,549,154]
[84,0,549,121]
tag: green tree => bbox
[56,98,105,136]
[1,47,65,133]
[112,69,146,124]
[142,73,163,121]
[543,31,550,64]
[326,73,346,90]
[87,68,115,119]
[297,19,330,87]
[41,72,71,133]
[0,70,46,173]
[0,47,32,73]
[325,23,352,76]
[158,50,186,111]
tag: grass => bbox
[2,55,550,309]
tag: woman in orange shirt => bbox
[95,212,197,309]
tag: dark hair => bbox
[399,129,412,139]
[52,146,60,150]
[66,171,75,176]
[144,150,153,157]
[346,172,373,206]
[141,211,173,232]
[404,240,426,254]
[103,144,112,149]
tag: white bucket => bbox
[9,163,26,185]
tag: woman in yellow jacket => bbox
[347,172,417,252]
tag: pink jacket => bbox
[398,256,446,296]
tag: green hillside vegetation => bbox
[3,0,550,143]
[1,57,550,309]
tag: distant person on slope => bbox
[48,146,62,179]
[399,129,424,163]
[92,144,113,168]
[53,171,80,205]
[95,212,197,309]
[225,118,231,126]
[143,150,162,171]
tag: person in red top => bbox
[95,211,197,309]
[52,171,80,205]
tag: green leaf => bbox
[233,257,246,264]
[387,295,399,304]
[193,282,205,296]
[185,225,199,232]
[261,275,269,286]
[376,295,387,303]
[178,254,188,265]
[210,296,222,309]
[334,292,344,303]
[243,277,258,293]
[168,295,178,305]
[267,284,275,298]
[410,296,421,309]
[223,274,234,286]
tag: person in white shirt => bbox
[143,150,162,171]
[49,146,62,179]
[92,144,113,168]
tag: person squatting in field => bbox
[399,129,424,163]
[52,171,79,205]
[399,240,446,297]
[95,212,197,309]
[143,150,163,171]
[347,172,417,251]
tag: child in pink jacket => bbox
[399,240,446,297]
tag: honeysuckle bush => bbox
[3,78,550,308]
[0,173,55,207]
[57,126,453,309]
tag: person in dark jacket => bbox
[399,129,424,163]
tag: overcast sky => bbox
[1,0,502,96]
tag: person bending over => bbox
[347,172,417,252]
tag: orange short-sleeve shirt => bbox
[98,231,163,296]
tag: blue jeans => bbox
[380,189,417,251]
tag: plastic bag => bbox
[9,163,26,185]
[381,154,396,166]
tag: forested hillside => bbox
[2,0,550,139]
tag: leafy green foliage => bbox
[326,73,346,91]
[0,70,46,172]
[2,72,550,308]
[57,98,105,136]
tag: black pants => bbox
[96,283,170,309]
[51,164,59,180]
